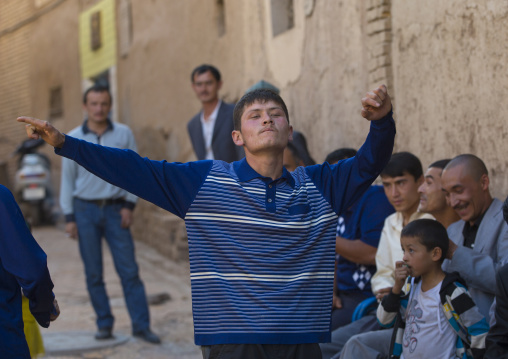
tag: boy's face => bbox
[381,173,423,214]
[232,100,293,155]
[401,235,440,278]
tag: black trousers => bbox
[202,344,322,359]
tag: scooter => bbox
[13,139,54,225]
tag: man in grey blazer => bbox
[442,154,508,319]
[187,64,243,162]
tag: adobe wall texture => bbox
[390,0,508,198]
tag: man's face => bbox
[418,167,447,214]
[232,100,292,155]
[441,164,489,224]
[381,173,423,214]
[84,91,111,124]
[191,71,222,104]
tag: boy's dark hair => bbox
[401,219,449,263]
[83,85,112,105]
[191,64,221,82]
[233,89,289,131]
[325,148,357,164]
[380,152,423,181]
[428,159,451,170]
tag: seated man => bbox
[442,154,508,319]
[320,152,433,358]
[485,196,508,358]
[417,159,459,229]
[325,148,394,330]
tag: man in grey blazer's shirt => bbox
[441,154,508,320]
[187,64,243,162]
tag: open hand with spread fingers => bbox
[361,84,392,121]
[16,117,66,148]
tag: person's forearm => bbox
[335,236,376,265]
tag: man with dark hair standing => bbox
[188,64,243,162]
[20,84,394,359]
[60,85,159,343]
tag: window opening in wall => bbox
[49,86,63,118]
[271,0,294,37]
[217,0,226,37]
[90,10,102,51]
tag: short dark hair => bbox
[325,148,357,164]
[83,85,112,105]
[428,159,451,170]
[233,89,289,131]
[381,152,423,181]
[191,64,221,82]
[445,154,488,181]
[401,219,449,263]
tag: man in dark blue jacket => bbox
[0,185,59,358]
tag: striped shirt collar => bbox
[82,118,114,134]
[234,157,295,188]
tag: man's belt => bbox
[77,198,125,207]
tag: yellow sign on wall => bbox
[79,0,116,79]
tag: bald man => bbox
[441,154,508,320]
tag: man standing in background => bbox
[60,85,159,344]
[188,64,243,162]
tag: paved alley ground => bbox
[32,226,201,359]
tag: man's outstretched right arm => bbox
[17,116,210,218]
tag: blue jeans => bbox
[74,198,150,332]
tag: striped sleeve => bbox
[448,282,490,356]
[377,292,401,328]
[56,135,212,218]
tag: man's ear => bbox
[232,130,244,146]
[288,125,294,141]
[217,80,223,91]
[479,174,490,191]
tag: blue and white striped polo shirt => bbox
[56,114,395,345]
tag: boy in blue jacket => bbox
[377,219,489,359]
